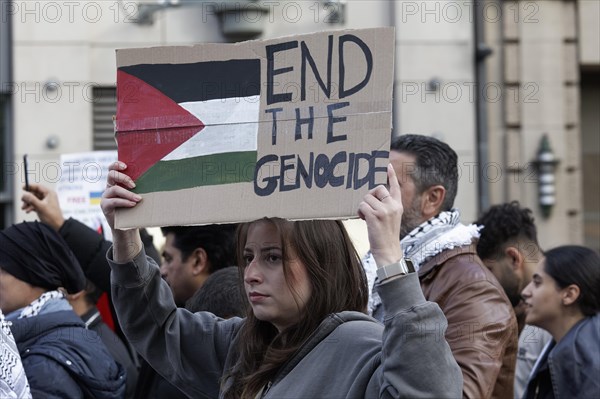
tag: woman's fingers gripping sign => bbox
[101,161,142,231]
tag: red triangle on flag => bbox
[117,127,204,182]
[116,70,205,181]
[116,70,204,131]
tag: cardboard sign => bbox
[58,151,117,240]
[115,27,394,228]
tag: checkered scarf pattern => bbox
[363,209,481,315]
[18,290,65,319]
[1,310,32,398]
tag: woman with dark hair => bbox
[101,161,462,398]
[521,245,600,399]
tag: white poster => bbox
[57,151,117,241]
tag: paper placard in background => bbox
[58,151,117,240]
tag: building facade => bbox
[1,0,598,251]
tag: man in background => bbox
[475,201,552,399]
[160,225,237,307]
[364,134,518,399]
[185,266,246,318]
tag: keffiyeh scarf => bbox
[18,290,65,319]
[364,209,481,315]
[0,310,32,399]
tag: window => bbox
[92,87,118,151]
[1,0,12,228]
[580,71,600,253]
[0,95,11,228]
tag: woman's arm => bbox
[101,161,241,398]
[109,247,240,398]
[375,272,463,397]
[359,164,463,397]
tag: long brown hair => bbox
[223,218,368,398]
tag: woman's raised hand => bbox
[101,161,144,262]
[101,161,141,232]
[358,163,404,267]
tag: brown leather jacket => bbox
[418,244,518,399]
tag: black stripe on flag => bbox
[120,59,261,103]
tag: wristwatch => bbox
[376,258,415,281]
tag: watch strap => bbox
[376,258,415,281]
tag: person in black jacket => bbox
[21,183,161,294]
[22,183,238,399]
[21,184,160,319]
[0,221,126,398]
[21,183,157,397]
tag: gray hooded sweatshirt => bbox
[108,249,462,398]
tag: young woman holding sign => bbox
[101,161,462,398]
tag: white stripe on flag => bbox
[163,123,258,160]
[164,95,260,160]
[179,96,260,126]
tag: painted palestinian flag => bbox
[116,59,261,194]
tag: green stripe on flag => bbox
[133,151,257,194]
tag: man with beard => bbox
[363,134,518,399]
[475,201,552,399]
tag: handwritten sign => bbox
[58,151,117,240]
[115,28,394,228]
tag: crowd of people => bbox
[1,133,598,399]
